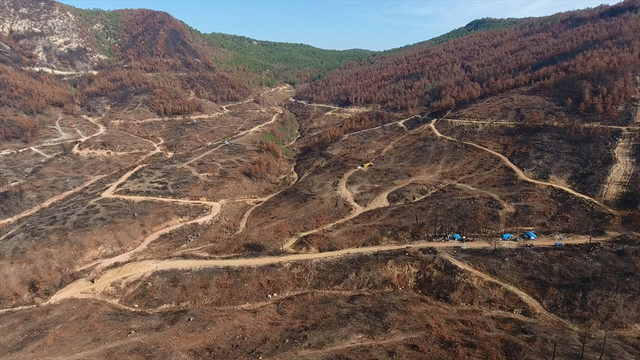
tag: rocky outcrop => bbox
[0,0,101,71]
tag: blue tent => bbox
[448,233,462,241]
[502,233,513,240]
[524,231,537,240]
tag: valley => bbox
[1,1,640,359]
[1,83,638,359]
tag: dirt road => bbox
[429,121,618,215]
[441,117,640,132]
[283,165,429,251]
[601,132,635,201]
[0,89,629,331]
[47,236,605,304]
[0,175,106,229]
[185,107,283,167]
[439,252,578,331]
[291,331,425,358]
[1,109,109,158]
[454,182,515,230]
[71,161,224,272]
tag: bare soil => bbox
[1,85,639,359]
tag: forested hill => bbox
[202,33,374,85]
[0,0,254,122]
[3,0,639,126]
[0,0,348,142]
[205,18,522,84]
[0,0,374,126]
[296,0,640,125]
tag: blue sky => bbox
[59,0,615,51]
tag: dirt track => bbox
[292,331,425,358]
[0,93,631,325]
[46,103,621,304]
[439,252,578,331]
[601,132,635,201]
[0,175,106,229]
[429,120,618,215]
[454,182,515,229]
[442,117,640,132]
[47,236,604,304]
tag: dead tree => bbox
[598,327,609,360]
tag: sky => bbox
[58,0,616,51]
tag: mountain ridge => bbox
[296,0,640,125]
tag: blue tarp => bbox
[448,233,462,241]
[555,242,563,247]
[502,233,513,240]
[524,231,537,240]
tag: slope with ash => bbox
[0,1,640,359]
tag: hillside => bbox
[0,0,369,132]
[202,32,374,85]
[297,0,640,125]
[0,0,639,359]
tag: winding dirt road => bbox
[429,120,618,215]
[185,106,284,167]
[454,182,515,230]
[0,107,111,160]
[441,117,640,132]
[282,165,429,251]
[1,87,295,305]
[0,90,632,343]
[76,164,223,273]
[47,236,606,305]
[439,252,578,331]
[291,331,425,358]
[0,175,106,229]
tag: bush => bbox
[0,117,38,143]
[244,154,281,180]
[258,141,283,157]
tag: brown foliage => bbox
[297,1,640,124]
[78,69,152,102]
[113,9,252,101]
[117,9,207,72]
[77,66,249,115]
[0,64,72,114]
[258,141,283,158]
[244,153,282,180]
[305,110,396,151]
[73,8,253,113]
[0,116,38,143]
[1,7,253,116]
[148,88,203,116]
